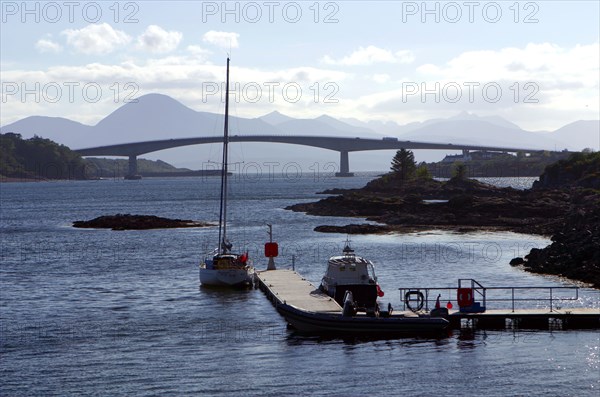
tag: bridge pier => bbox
[335,150,354,177]
[125,155,141,179]
[462,149,472,161]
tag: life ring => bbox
[404,290,425,312]
[457,288,474,307]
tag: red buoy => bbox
[376,284,385,297]
[265,242,278,258]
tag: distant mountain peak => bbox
[456,110,472,117]
[551,120,600,151]
[137,92,171,99]
[259,110,294,125]
[449,111,484,121]
[316,114,335,121]
[132,93,188,106]
[4,92,597,162]
[447,111,522,130]
[263,110,285,117]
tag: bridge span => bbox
[75,135,545,177]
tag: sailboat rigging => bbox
[199,57,254,286]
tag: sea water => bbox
[1,174,598,396]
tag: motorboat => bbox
[319,241,382,315]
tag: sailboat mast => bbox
[217,57,231,254]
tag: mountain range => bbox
[2,93,598,169]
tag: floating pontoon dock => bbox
[255,270,450,334]
[256,271,599,332]
[399,279,600,330]
[447,308,600,329]
[255,269,342,313]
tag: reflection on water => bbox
[1,175,598,396]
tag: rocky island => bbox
[287,150,600,287]
[515,153,600,288]
[290,177,571,235]
[73,214,214,230]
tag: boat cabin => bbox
[204,253,248,270]
[320,245,379,311]
[322,253,377,286]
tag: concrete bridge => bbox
[75,135,544,177]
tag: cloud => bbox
[416,42,599,86]
[372,74,390,84]
[322,46,415,66]
[186,45,211,58]
[3,42,596,133]
[136,25,182,53]
[61,23,131,55]
[0,51,354,130]
[35,37,62,53]
[340,42,599,131]
[202,31,240,49]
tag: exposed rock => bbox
[73,214,213,230]
[518,191,600,288]
[509,257,525,266]
[533,152,600,189]
[287,152,600,288]
[287,181,567,235]
[314,224,391,234]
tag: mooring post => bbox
[266,223,276,270]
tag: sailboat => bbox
[199,57,254,287]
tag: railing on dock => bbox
[398,279,580,312]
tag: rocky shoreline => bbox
[287,152,600,288]
[314,224,392,234]
[288,177,570,236]
[73,214,214,230]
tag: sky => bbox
[1,0,599,132]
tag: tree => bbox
[416,164,431,179]
[0,133,87,179]
[390,149,416,181]
[452,162,467,180]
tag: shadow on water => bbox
[198,283,254,292]
[198,284,254,300]
[195,285,259,315]
[284,328,454,346]
[451,327,564,349]
[283,327,576,349]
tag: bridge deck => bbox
[75,135,547,157]
[76,135,550,178]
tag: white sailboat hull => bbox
[199,267,253,287]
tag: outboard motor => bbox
[342,290,357,317]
